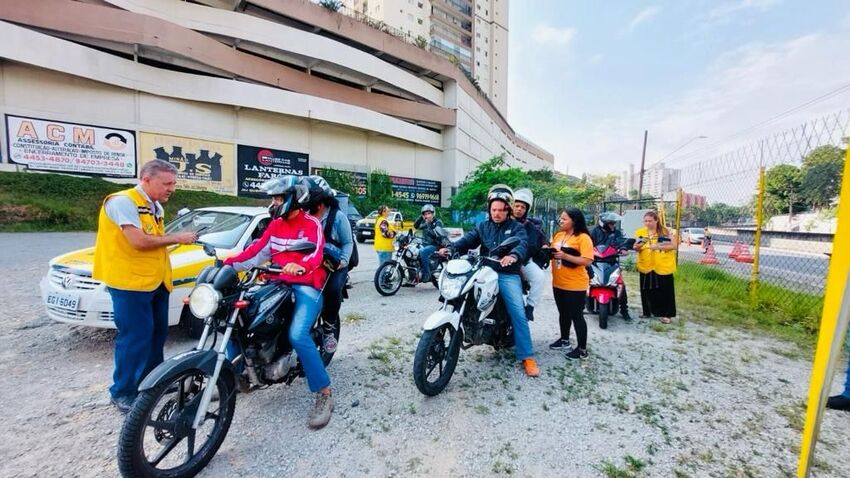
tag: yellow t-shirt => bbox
[551,232,594,291]
[634,226,677,275]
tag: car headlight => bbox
[439,273,467,301]
[189,283,221,318]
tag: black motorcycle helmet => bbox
[262,175,310,220]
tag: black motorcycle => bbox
[373,226,451,296]
[117,241,339,478]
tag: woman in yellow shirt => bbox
[633,210,678,324]
[550,207,594,360]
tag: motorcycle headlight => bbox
[439,273,467,301]
[189,283,221,318]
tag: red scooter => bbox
[586,239,635,329]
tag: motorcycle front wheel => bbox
[413,323,462,396]
[374,261,403,296]
[117,369,236,478]
[599,302,609,329]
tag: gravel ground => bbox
[0,232,848,477]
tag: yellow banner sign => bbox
[138,132,235,194]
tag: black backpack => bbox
[323,206,359,270]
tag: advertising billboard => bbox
[311,167,441,205]
[139,132,235,194]
[5,114,136,177]
[237,145,309,198]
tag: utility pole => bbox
[637,130,648,204]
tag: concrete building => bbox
[615,162,681,199]
[342,0,432,42]
[0,0,552,207]
[341,0,508,115]
[472,0,509,115]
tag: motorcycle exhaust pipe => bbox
[264,352,297,382]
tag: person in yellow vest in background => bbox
[633,210,678,324]
[93,159,197,413]
[373,205,396,267]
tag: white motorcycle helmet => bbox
[514,188,534,209]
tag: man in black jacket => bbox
[438,184,540,377]
[512,188,546,322]
[589,212,632,320]
[414,204,443,282]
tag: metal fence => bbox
[665,109,849,326]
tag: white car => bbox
[39,206,271,336]
[681,227,706,245]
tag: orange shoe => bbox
[522,358,540,377]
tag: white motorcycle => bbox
[412,237,524,396]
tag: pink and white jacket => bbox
[224,209,327,289]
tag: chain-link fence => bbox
[665,109,849,333]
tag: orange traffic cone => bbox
[700,244,720,264]
[735,244,754,263]
[729,241,743,259]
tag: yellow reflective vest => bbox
[373,217,395,252]
[93,187,173,292]
[634,226,677,276]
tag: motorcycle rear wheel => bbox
[117,370,236,478]
[413,324,462,396]
[374,261,403,296]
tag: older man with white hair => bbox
[93,159,197,413]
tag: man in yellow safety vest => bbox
[93,159,197,413]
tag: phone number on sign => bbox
[392,191,440,202]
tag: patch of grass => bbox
[0,171,262,231]
[597,455,647,478]
[343,312,366,325]
[673,263,823,350]
[366,336,408,376]
[776,399,807,432]
[648,322,669,333]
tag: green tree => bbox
[764,164,806,218]
[800,145,845,210]
[449,155,529,210]
[319,167,357,197]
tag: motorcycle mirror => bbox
[496,236,520,252]
[201,242,217,257]
[283,239,317,254]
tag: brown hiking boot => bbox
[522,358,540,377]
[308,392,334,429]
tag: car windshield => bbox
[166,210,253,249]
[366,211,379,219]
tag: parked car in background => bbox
[354,209,414,243]
[335,192,363,230]
[681,227,705,245]
[39,207,270,338]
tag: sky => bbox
[506,0,850,178]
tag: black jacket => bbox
[452,217,528,275]
[414,216,445,247]
[590,225,625,263]
[518,216,545,266]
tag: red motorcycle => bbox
[586,239,635,329]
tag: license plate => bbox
[362,230,372,236]
[46,291,80,311]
